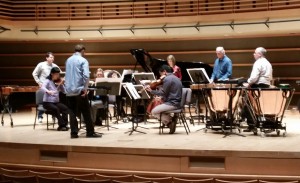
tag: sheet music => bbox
[95,78,122,95]
[125,83,141,100]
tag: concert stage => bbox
[0,109,300,178]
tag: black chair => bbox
[159,88,191,135]
[33,90,55,130]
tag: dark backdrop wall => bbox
[0,35,299,104]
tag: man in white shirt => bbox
[245,47,273,88]
[32,52,59,122]
[243,47,273,132]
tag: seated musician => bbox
[107,70,126,118]
[90,68,105,126]
[210,47,232,82]
[244,47,273,88]
[243,47,273,132]
[167,55,182,80]
[41,67,75,131]
[146,65,182,134]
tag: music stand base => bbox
[125,123,147,135]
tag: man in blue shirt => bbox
[210,47,232,82]
[65,44,101,138]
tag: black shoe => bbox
[86,133,102,138]
[169,116,178,134]
[57,126,68,131]
[71,134,79,139]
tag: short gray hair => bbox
[216,47,225,54]
[255,47,267,57]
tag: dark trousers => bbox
[67,95,94,136]
[43,102,70,127]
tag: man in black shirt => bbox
[146,65,183,134]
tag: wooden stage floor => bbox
[0,109,300,176]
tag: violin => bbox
[149,75,166,90]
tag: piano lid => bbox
[130,48,213,86]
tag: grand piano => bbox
[128,49,213,87]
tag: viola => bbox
[149,75,166,90]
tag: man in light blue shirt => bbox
[65,44,101,139]
[210,47,232,82]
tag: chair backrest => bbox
[37,176,73,183]
[0,168,29,176]
[29,170,60,178]
[173,177,214,183]
[59,172,95,180]
[133,175,173,183]
[74,178,110,183]
[35,89,45,105]
[95,174,133,182]
[2,174,37,183]
[180,88,188,108]
[184,88,193,105]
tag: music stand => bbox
[187,68,210,127]
[123,83,149,135]
[187,68,210,84]
[95,78,122,130]
[133,73,155,84]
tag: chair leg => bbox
[33,109,37,129]
[46,114,49,130]
[159,113,162,134]
[180,113,190,135]
[52,116,55,128]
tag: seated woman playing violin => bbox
[41,67,77,131]
[145,65,182,134]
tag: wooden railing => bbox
[0,0,300,21]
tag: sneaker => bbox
[38,117,43,123]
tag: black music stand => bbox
[187,68,210,126]
[95,78,122,131]
[123,83,149,135]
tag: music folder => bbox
[187,68,211,84]
[95,78,122,96]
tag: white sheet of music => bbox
[125,83,141,100]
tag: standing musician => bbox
[65,44,101,139]
[242,47,273,132]
[146,65,182,134]
[167,55,182,80]
[32,52,60,123]
[210,47,232,82]
[244,47,273,88]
